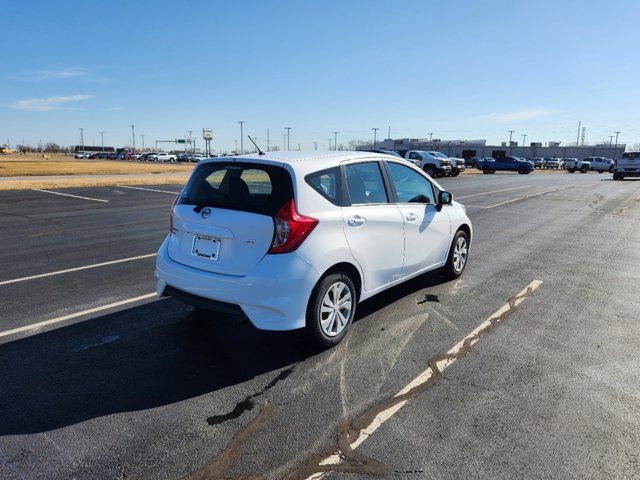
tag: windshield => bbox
[428,151,448,158]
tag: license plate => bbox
[191,235,220,260]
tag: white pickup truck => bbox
[404,150,452,178]
[613,152,640,180]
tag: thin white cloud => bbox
[475,108,556,123]
[11,67,89,81]
[12,94,93,111]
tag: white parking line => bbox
[0,253,157,286]
[0,293,158,339]
[481,187,566,209]
[304,279,543,479]
[116,185,180,194]
[32,189,109,203]
[456,185,531,199]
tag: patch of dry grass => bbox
[0,173,191,191]
[0,154,194,177]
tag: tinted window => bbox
[622,152,640,158]
[179,162,292,216]
[306,167,341,205]
[345,162,388,205]
[387,162,435,204]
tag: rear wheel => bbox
[424,165,435,177]
[567,168,576,173]
[307,273,356,348]
[482,166,491,174]
[580,165,589,173]
[443,230,469,280]
[517,166,526,174]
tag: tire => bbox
[517,167,526,174]
[489,169,496,174]
[482,166,491,174]
[307,272,357,348]
[443,230,469,280]
[567,168,575,173]
[598,170,603,174]
[580,166,588,173]
[424,165,435,177]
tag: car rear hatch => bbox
[619,153,640,171]
[167,161,293,276]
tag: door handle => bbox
[347,216,366,226]
[406,212,418,222]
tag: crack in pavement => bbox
[185,405,275,480]
[206,367,295,426]
[286,280,542,480]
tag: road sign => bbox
[203,128,213,141]
[176,139,186,144]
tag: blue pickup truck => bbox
[477,156,534,174]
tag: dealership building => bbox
[357,138,625,160]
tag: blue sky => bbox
[2,0,639,151]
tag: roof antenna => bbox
[247,135,264,155]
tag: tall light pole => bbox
[188,130,193,153]
[328,138,332,150]
[614,131,620,156]
[576,121,581,146]
[508,130,515,143]
[238,122,244,154]
[285,127,291,150]
[609,135,614,155]
[267,128,270,152]
[313,141,318,151]
[333,131,338,151]
[80,128,84,151]
[99,131,105,152]
[141,134,145,150]
[372,127,379,149]
[130,125,136,152]
[282,133,286,151]
[522,133,527,147]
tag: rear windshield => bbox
[178,161,293,216]
[622,152,640,158]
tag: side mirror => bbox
[436,191,452,211]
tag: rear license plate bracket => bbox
[191,235,221,260]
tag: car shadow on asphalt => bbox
[0,270,451,435]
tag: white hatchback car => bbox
[156,151,472,346]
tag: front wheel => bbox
[307,273,356,348]
[482,166,491,174]
[443,230,469,280]
[580,166,588,173]
[424,166,435,177]
[567,168,576,173]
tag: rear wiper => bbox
[193,203,216,213]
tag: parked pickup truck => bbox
[405,150,452,177]
[426,151,465,176]
[564,158,590,173]
[477,156,534,174]
[584,157,613,173]
[613,152,640,180]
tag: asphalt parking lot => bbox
[1,173,639,480]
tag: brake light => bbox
[268,198,318,254]
[169,195,179,234]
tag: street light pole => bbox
[522,133,527,147]
[614,131,620,157]
[99,131,104,152]
[80,128,84,151]
[313,141,318,151]
[141,134,145,150]
[333,131,338,151]
[238,122,244,154]
[267,128,270,152]
[285,127,291,150]
[508,130,515,154]
[130,125,136,152]
[372,127,379,149]
[282,133,286,151]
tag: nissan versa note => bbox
[155,151,472,347]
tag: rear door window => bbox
[179,162,292,216]
[306,167,342,205]
[344,162,389,205]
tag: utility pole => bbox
[141,134,145,150]
[333,131,338,151]
[522,133,527,147]
[267,128,270,152]
[388,126,391,140]
[313,141,318,151]
[428,132,433,146]
[297,143,301,151]
[614,131,620,156]
[238,122,244,154]
[282,133,286,151]
[188,130,193,153]
[328,138,332,150]
[508,130,515,154]
[130,125,136,152]
[99,131,105,152]
[609,135,614,155]
[80,128,84,151]
[576,121,581,146]
[372,127,379,149]
[285,127,291,150]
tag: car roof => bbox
[198,150,408,176]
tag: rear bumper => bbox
[155,237,321,330]
[614,168,640,177]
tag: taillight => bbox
[169,195,179,234]
[268,198,318,254]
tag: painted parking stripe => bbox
[116,185,180,195]
[481,187,567,209]
[0,253,157,286]
[0,293,158,339]
[302,280,543,479]
[456,185,531,199]
[32,189,109,203]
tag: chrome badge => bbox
[200,208,212,219]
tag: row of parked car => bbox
[465,156,617,174]
[74,151,207,162]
